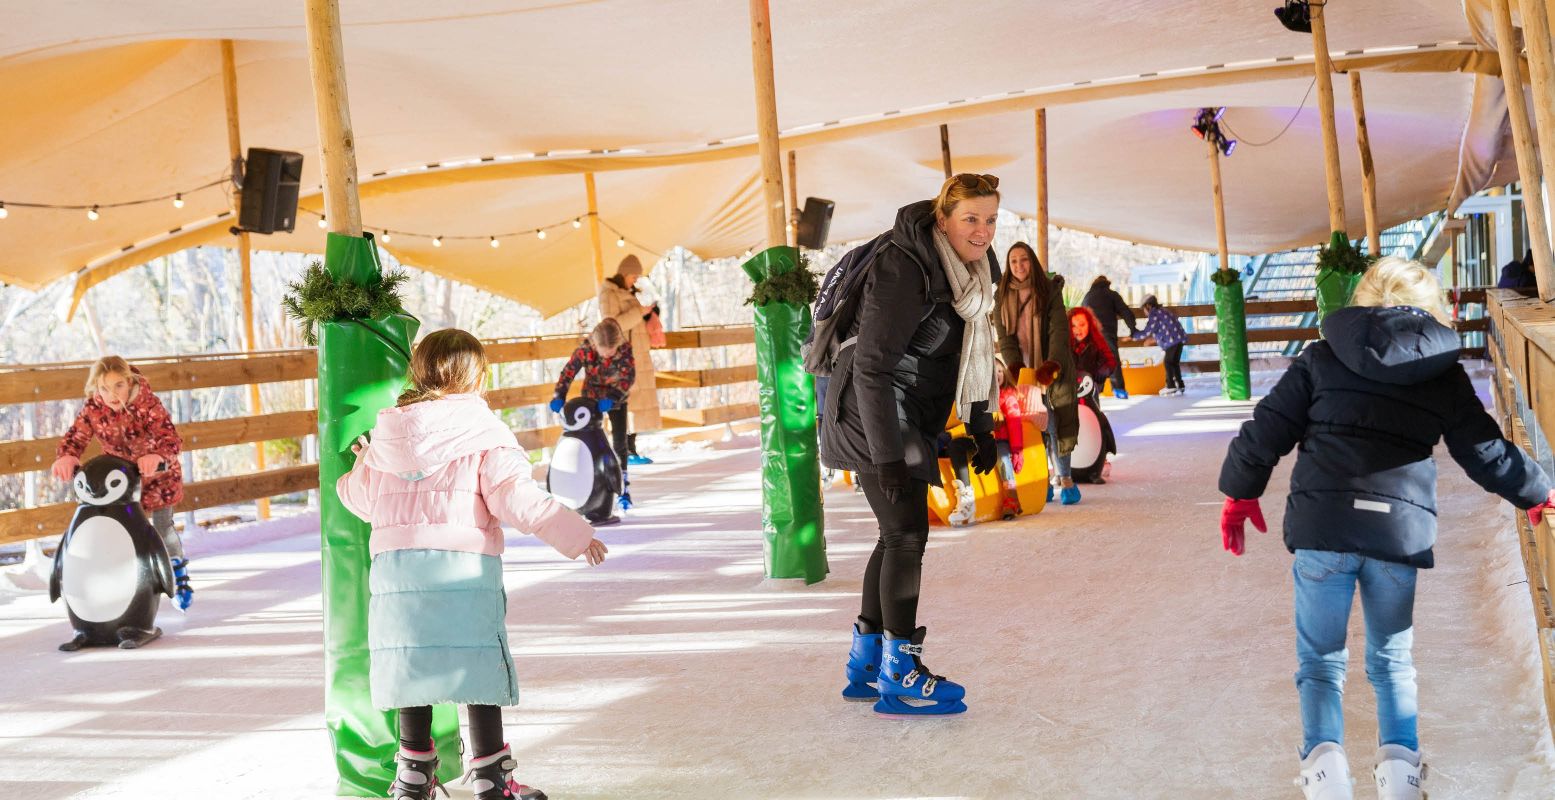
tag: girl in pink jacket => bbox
[338,329,606,800]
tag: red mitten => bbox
[1528,488,1555,527]
[1220,498,1267,556]
[1011,451,1025,474]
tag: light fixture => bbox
[742,249,753,259]
[381,231,392,243]
[1218,135,1238,158]
[490,236,501,248]
[537,229,546,240]
[87,206,100,221]
[0,202,8,219]
[318,216,328,229]
[173,193,184,209]
[573,218,582,229]
[1274,0,1312,34]
[616,236,626,248]
[432,236,443,247]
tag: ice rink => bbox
[2,378,1551,799]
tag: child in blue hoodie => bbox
[1218,258,1555,799]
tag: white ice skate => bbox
[1373,745,1427,800]
[947,480,976,527]
[1294,742,1354,800]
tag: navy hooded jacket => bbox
[1219,305,1550,568]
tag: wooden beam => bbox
[1349,71,1381,257]
[1310,1,1348,234]
[655,365,759,388]
[748,0,787,249]
[787,150,799,247]
[584,172,605,284]
[1207,135,1230,270]
[1035,109,1050,270]
[1522,0,1555,266]
[0,410,318,477]
[661,327,757,348]
[0,351,318,405]
[939,124,953,179]
[304,0,362,236]
[1493,0,1555,300]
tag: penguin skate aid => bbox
[50,355,194,615]
[337,329,609,798]
[1217,258,1555,797]
[818,174,1005,716]
[551,318,636,518]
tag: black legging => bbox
[607,403,630,468]
[399,704,505,758]
[1163,344,1185,389]
[1103,332,1127,394]
[859,476,931,637]
[946,437,977,488]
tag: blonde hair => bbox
[398,329,489,406]
[588,318,626,352]
[1350,257,1451,325]
[85,355,134,398]
[932,173,1001,221]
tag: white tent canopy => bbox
[0,1,1530,315]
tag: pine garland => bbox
[281,260,410,345]
[1316,232,1376,276]
[1210,268,1242,287]
[746,252,820,307]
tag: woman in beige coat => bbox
[597,255,661,458]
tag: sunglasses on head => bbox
[953,173,1000,190]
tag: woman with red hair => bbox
[1068,306,1119,483]
[1069,306,1117,389]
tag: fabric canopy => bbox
[0,1,1531,315]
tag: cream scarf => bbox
[931,227,999,421]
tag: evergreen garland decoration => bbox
[1316,232,1376,275]
[746,252,820,307]
[281,260,410,345]
[1210,267,1242,287]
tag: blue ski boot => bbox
[842,617,884,701]
[170,557,193,611]
[874,627,966,716]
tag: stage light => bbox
[1275,0,1312,33]
[1219,137,1238,158]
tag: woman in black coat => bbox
[1218,257,1555,795]
[820,174,1002,716]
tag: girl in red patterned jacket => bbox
[50,356,192,609]
[551,319,637,507]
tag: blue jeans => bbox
[1042,397,1071,480]
[1292,549,1419,757]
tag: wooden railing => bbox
[1484,288,1555,737]
[0,326,758,544]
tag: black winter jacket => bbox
[818,200,997,486]
[1082,282,1138,340]
[1220,306,1550,568]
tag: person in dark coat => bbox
[1081,276,1138,397]
[1496,250,1537,289]
[820,173,1002,716]
[1217,256,1555,795]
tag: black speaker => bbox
[797,197,834,250]
[238,148,304,234]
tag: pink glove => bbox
[1528,488,1555,527]
[136,453,165,476]
[1220,498,1267,556]
[50,455,80,483]
[1011,451,1025,474]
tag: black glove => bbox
[875,459,911,504]
[972,431,998,475]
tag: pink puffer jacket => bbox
[337,394,593,559]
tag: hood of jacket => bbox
[362,393,516,480]
[1319,305,1460,386]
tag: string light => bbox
[318,216,328,229]
[617,236,626,248]
[0,202,7,220]
[381,231,391,243]
[432,236,443,247]
[573,218,582,229]
[87,206,100,221]
[172,194,184,209]
[490,236,500,248]
[536,229,546,240]
[0,175,228,216]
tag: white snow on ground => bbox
[1,373,1551,798]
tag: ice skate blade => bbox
[873,695,967,717]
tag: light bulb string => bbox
[0,175,230,211]
[303,206,663,258]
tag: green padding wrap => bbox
[315,234,459,795]
[742,246,827,584]
[1315,232,1363,326]
[1214,283,1251,401]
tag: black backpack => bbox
[802,231,898,377]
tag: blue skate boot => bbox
[874,626,966,716]
[389,742,446,800]
[842,617,884,701]
[170,557,193,611]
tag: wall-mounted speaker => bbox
[797,197,835,250]
[238,148,304,234]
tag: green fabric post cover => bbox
[741,246,827,584]
[316,233,458,795]
[1315,231,1363,326]
[1213,279,1252,400]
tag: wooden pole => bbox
[748,0,787,249]
[305,0,362,236]
[222,39,268,519]
[1493,0,1555,299]
[1208,137,1230,269]
[1348,71,1381,257]
[1310,1,1347,234]
[939,124,953,178]
[787,150,799,247]
[1521,0,1555,250]
[1035,109,1050,270]
[584,172,605,283]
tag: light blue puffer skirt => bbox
[368,548,518,709]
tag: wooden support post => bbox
[222,39,268,520]
[787,150,799,247]
[748,0,787,249]
[1349,71,1381,257]
[1310,1,1347,234]
[1521,0,1555,252]
[939,124,953,179]
[1494,0,1555,299]
[1035,109,1050,270]
[305,0,362,236]
[1208,137,1230,269]
[584,172,605,283]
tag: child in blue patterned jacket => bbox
[1134,295,1188,395]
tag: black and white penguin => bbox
[546,397,623,525]
[1070,374,1118,484]
[49,455,174,651]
